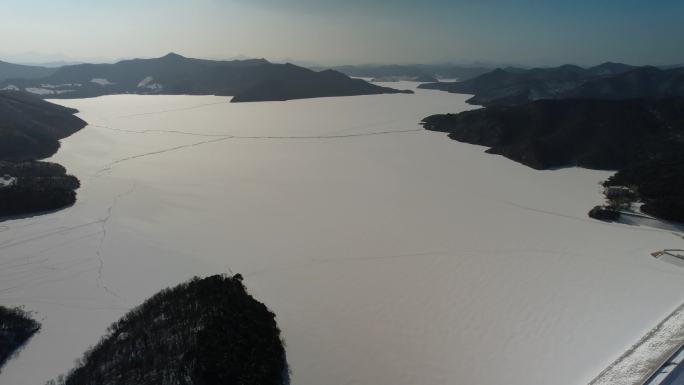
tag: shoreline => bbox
[590,302,684,385]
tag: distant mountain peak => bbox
[557,64,584,70]
[160,52,186,60]
[590,61,632,70]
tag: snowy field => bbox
[1,82,683,385]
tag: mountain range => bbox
[419,63,684,106]
[320,64,493,82]
[0,61,56,82]
[0,53,411,102]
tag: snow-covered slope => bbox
[0,83,683,385]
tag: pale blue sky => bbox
[2,0,683,66]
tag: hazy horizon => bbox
[2,0,683,67]
[5,51,683,70]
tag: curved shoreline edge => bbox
[589,302,684,385]
[0,91,88,221]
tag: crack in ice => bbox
[93,123,423,140]
[97,137,233,174]
[94,127,422,174]
[112,100,232,119]
[94,183,136,298]
[0,221,105,251]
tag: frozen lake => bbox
[1,82,683,385]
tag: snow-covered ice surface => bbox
[1,83,684,385]
[90,78,114,86]
[24,87,57,95]
[24,87,75,95]
[39,84,82,89]
[137,76,162,90]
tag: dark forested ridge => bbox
[420,62,684,222]
[0,161,80,218]
[49,275,288,385]
[419,64,684,107]
[0,306,40,372]
[422,98,684,222]
[0,91,86,161]
[0,91,85,219]
[227,65,412,102]
[421,98,684,170]
[604,153,684,221]
[0,53,411,102]
[0,60,56,82]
